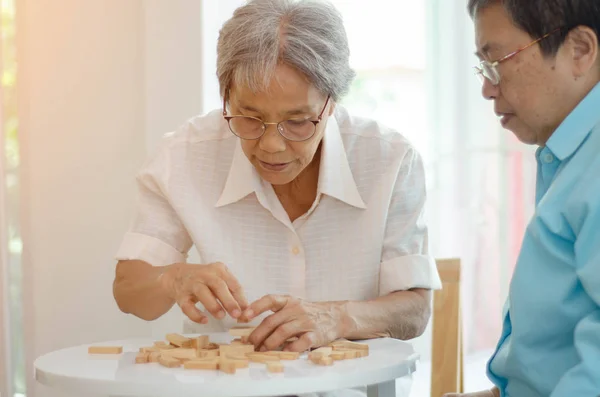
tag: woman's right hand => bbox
[162,262,248,324]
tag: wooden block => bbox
[206,343,220,350]
[246,353,280,363]
[88,346,123,355]
[263,351,300,360]
[149,352,161,363]
[356,350,369,358]
[158,355,181,368]
[166,333,193,348]
[336,349,358,359]
[135,352,150,364]
[154,341,168,347]
[330,340,369,352]
[139,346,158,353]
[266,361,284,373]
[198,349,220,358]
[308,347,332,361]
[184,359,219,370]
[330,351,346,361]
[224,355,249,369]
[159,348,198,360]
[228,326,255,337]
[219,360,236,374]
[155,344,176,351]
[318,356,334,366]
[191,335,209,350]
[220,344,254,356]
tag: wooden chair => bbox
[430,258,464,397]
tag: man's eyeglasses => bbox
[222,95,331,142]
[474,27,562,86]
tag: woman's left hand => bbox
[239,295,349,352]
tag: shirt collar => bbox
[317,114,366,209]
[546,82,600,161]
[216,111,366,209]
[215,139,262,207]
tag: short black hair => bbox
[468,0,600,56]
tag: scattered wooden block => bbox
[356,349,369,358]
[246,353,280,363]
[224,355,249,369]
[263,351,300,360]
[330,340,369,352]
[266,361,284,373]
[135,352,150,364]
[166,333,193,348]
[229,326,255,337]
[206,342,220,350]
[336,349,358,359]
[318,356,334,366]
[191,335,209,350]
[139,346,158,353]
[184,359,219,370]
[197,349,220,358]
[330,351,346,361]
[149,351,161,363]
[154,341,168,347]
[158,355,181,368]
[308,347,332,361]
[219,360,237,374]
[155,344,176,351]
[88,346,123,355]
[159,348,198,360]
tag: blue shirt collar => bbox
[546,82,600,161]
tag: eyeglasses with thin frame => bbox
[222,94,331,142]
[474,27,562,86]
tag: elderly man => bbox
[113,1,439,394]
[446,1,600,397]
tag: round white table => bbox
[34,333,419,397]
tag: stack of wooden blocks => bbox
[88,326,369,375]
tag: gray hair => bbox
[216,0,355,102]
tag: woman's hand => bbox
[162,262,248,324]
[239,294,349,352]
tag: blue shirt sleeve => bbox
[550,192,600,397]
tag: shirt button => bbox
[543,153,555,163]
[291,247,300,255]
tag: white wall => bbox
[18,1,155,396]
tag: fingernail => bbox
[259,346,267,352]
[232,309,241,318]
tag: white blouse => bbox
[115,105,441,331]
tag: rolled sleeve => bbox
[115,141,193,266]
[115,232,187,267]
[379,147,441,296]
[379,254,440,296]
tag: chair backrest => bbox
[430,258,464,397]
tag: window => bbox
[1,0,25,395]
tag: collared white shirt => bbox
[116,105,441,331]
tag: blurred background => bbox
[0,1,537,396]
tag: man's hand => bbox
[239,294,348,352]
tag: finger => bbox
[214,263,249,310]
[249,308,294,349]
[192,284,225,319]
[242,294,288,321]
[178,296,208,324]
[207,277,241,318]
[283,331,317,352]
[260,320,307,352]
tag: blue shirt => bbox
[487,82,600,397]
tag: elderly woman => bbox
[113,0,440,362]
